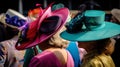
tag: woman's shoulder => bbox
[45,48,68,65]
[29,49,65,67]
[32,48,67,60]
[88,54,115,67]
[81,56,104,67]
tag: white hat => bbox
[6,9,27,20]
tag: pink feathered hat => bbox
[15,3,70,50]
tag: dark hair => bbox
[95,38,111,54]
[5,26,19,40]
[0,23,7,42]
[0,22,19,42]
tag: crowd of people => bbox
[0,2,120,67]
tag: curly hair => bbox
[48,26,70,48]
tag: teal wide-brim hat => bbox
[60,10,120,41]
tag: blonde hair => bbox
[0,13,6,24]
[48,26,69,48]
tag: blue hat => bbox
[60,10,120,41]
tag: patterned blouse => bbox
[0,36,25,67]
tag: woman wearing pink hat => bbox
[15,3,74,67]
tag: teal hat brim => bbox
[60,22,120,41]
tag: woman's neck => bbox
[38,41,56,51]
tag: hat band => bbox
[84,22,105,30]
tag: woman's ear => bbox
[104,38,115,55]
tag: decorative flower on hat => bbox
[66,12,85,33]
[28,4,43,20]
[15,2,70,50]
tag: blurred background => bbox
[0,0,120,18]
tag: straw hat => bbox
[0,9,27,29]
